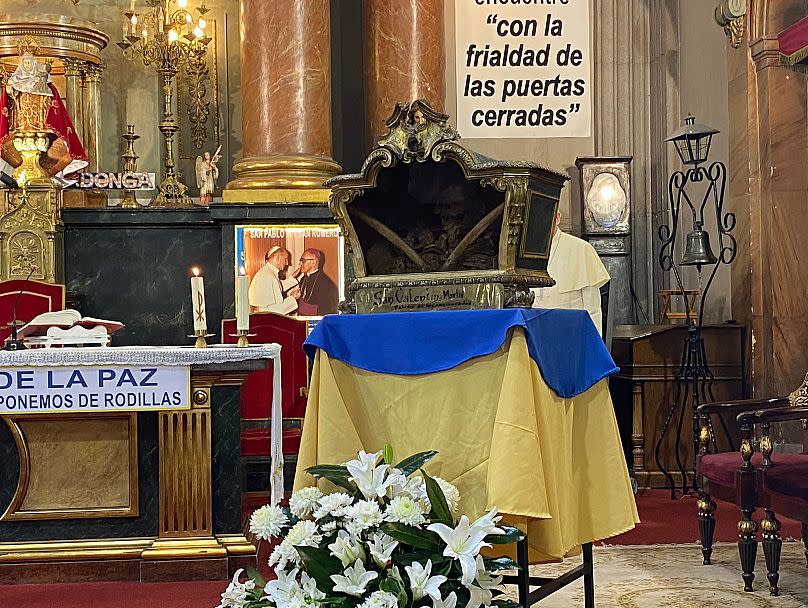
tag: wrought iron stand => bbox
[653,155,736,498]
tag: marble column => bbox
[363,0,444,147]
[82,62,103,172]
[62,57,85,145]
[226,0,340,196]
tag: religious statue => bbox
[0,43,87,186]
[195,146,220,205]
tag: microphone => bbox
[4,266,37,351]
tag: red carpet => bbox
[604,489,803,545]
[1,490,804,607]
[0,580,226,608]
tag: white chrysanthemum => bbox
[249,504,288,541]
[385,495,426,526]
[346,500,384,531]
[217,568,256,608]
[435,478,461,513]
[320,520,338,533]
[313,492,354,519]
[286,520,322,547]
[289,486,323,518]
[329,530,367,565]
[358,590,398,608]
[268,540,299,570]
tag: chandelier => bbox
[117,0,212,208]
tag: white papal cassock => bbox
[248,263,299,315]
[531,229,610,336]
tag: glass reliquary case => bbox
[328,100,568,313]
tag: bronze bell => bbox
[680,228,718,266]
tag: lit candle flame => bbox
[192,267,200,277]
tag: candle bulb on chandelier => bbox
[190,267,207,332]
[168,29,179,43]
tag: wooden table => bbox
[610,324,745,489]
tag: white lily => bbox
[428,516,490,585]
[367,531,399,567]
[217,568,256,608]
[346,456,394,500]
[264,567,302,608]
[470,508,505,537]
[434,591,458,608]
[465,555,502,608]
[405,559,448,601]
[330,558,379,597]
[328,530,366,566]
[300,571,326,602]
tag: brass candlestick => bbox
[192,329,213,348]
[120,124,140,208]
[230,329,255,348]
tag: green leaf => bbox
[383,444,395,465]
[421,469,453,526]
[306,465,355,492]
[380,522,442,551]
[395,451,438,476]
[245,566,266,588]
[392,550,447,568]
[485,525,526,545]
[492,600,521,608]
[483,556,520,571]
[295,545,343,592]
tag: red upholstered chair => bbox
[221,312,309,497]
[734,400,808,596]
[0,279,65,343]
[696,397,808,594]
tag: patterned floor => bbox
[501,543,808,607]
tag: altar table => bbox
[295,309,639,562]
[0,345,281,583]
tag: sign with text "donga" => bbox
[455,0,591,138]
[0,365,190,414]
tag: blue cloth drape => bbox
[304,308,618,398]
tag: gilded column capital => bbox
[83,62,104,82]
[62,57,84,78]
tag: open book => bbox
[18,309,125,339]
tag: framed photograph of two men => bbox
[235,225,345,318]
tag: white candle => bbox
[236,272,249,331]
[190,267,207,332]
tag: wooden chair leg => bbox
[761,509,781,596]
[698,493,717,565]
[582,542,595,608]
[738,507,758,592]
[802,523,808,568]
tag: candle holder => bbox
[189,329,214,348]
[230,330,256,348]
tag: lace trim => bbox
[0,344,281,367]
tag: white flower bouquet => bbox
[218,448,524,608]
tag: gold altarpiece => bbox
[0,13,107,281]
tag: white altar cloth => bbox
[0,344,286,504]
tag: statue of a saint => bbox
[0,49,87,185]
[195,146,220,205]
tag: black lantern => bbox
[655,113,736,505]
[665,115,719,167]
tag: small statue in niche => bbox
[195,145,220,205]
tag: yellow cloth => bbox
[295,328,638,562]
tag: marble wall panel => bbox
[64,222,223,347]
[212,385,241,535]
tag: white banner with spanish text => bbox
[455,0,591,138]
[0,365,191,413]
